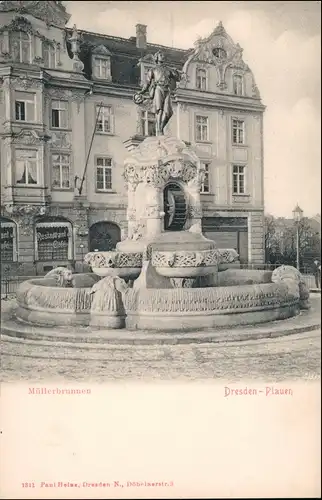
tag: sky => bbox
[64,0,321,218]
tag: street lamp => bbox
[79,243,85,272]
[292,204,304,271]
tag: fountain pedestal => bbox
[85,135,220,286]
[116,135,219,287]
[117,135,205,248]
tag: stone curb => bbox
[1,323,320,348]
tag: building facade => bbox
[0,0,265,276]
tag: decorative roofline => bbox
[66,27,190,54]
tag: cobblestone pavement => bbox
[1,326,320,382]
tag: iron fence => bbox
[240,263,314,273]
[1,276,22,299]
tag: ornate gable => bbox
[0,1,71,27]
[92,45,112,57]
[183,21,251,91]
[0,15,47,40]
[139,53,155,64]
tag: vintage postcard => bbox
[0,0,321,498]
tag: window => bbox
[43,42,56,68]
[15,92,35,122]
[213,47,226,60]
[93,57,110,79]
[1,221,17,262]
[96,106,113,134]
[52,154,70,189]
[36,224,70,261]
[142,65,153,84]
[10,31,31,63]
[196,68,207,91]
[233,165,245,194]
[233,75,244,96]
[195,115,209,142]
[141,110,156,136]
[15,149,38,185]
[96,157,112,191]
[232,119,245,144]
[200,162,210,193]
[51,100,68,129]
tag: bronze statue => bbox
[134,51,182,136]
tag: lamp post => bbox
[79,243,85,272]
[292,204,304,271]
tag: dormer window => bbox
[43,42,56,69]
[91,45,112,81]
[196,68,207,91]
[138,54,155,85]
[233,74,244,96]
[142,65,153,85]
[94,58,110,79]
[10,31,31,63]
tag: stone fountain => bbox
[14,51,310,334]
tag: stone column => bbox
[34,37,42,61]
[144,185,163,238]
[1,31,10,56]
[3,138,14,204]
[186,175,203,232]
[126,182,138,239]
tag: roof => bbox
[68,28,191,85]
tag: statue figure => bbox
[44,267,73,287]
[90,276,128,313]
[134,51,182,136]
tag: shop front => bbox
[1,218,18,263]
[1,217,18,276]
[34,219,73,274]
[202,216,249,264]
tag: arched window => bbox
[10,31,31,63]
[213,47,227,60]
[196,68,207,91]
[89,222,121,252]
[43,41,56,69]
[0,218,18,262]
[35,218,73,262]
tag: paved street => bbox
[1,325,320,382]
[1,294,320,382]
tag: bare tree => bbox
[264,215,321,270]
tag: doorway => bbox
[89,221,121,252]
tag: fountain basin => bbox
[124,282,300,331]
[91,267,141,279]
[152,248,219,279]
[84,251,142,280]
[15,272,123,329]
[16,277,92,327]
[14,265,309,332]
[155,266,218,278]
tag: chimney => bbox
[136,24,147,49]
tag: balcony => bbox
[3,184,50,205]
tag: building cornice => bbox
[175,90,266,113]
[203,206,265,213]
[0,64,265,112]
